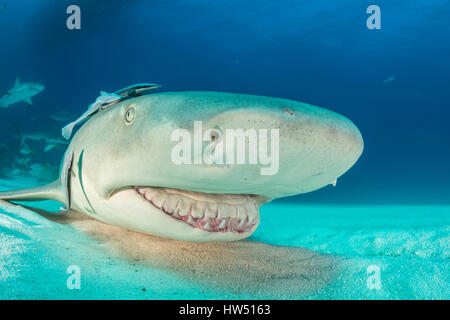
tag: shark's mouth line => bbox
[133,186,260,233]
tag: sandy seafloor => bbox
[0,177,448,300]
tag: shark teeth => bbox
[134,186,259,234]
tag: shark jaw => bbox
[132,186,260,234]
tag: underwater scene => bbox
[0,0,449,300]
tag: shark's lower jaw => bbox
[133,186,260,234]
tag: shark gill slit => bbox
[78,149,95,214]
[66,151,74,209]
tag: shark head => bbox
[29,82,45,94]
[65,91,363,241]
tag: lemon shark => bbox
[0,86,364,242]
[0,77,45,108]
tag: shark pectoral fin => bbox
[0,180,67,206]
[24,97,32,107]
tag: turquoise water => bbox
[1,177,448,300]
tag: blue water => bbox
[0,1,449,299]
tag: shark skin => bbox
[0,91,364,242]
[0,77,45,108]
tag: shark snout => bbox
[323,118,363,163]
[191,105,364,196]
[300,113,364,190]
[33,83,45,92]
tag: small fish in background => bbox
[1,3,6,11]
[44,144,59,152]
[20,143,34,155]
[382,76,396,84]
[7,161,25,177]
[15,156,31,167]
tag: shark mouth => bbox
[134,186,260,233]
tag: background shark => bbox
[0,77,45,108]
[14,125,68,148]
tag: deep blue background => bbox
[0,0,449,204]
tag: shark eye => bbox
[124,104,136,124]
